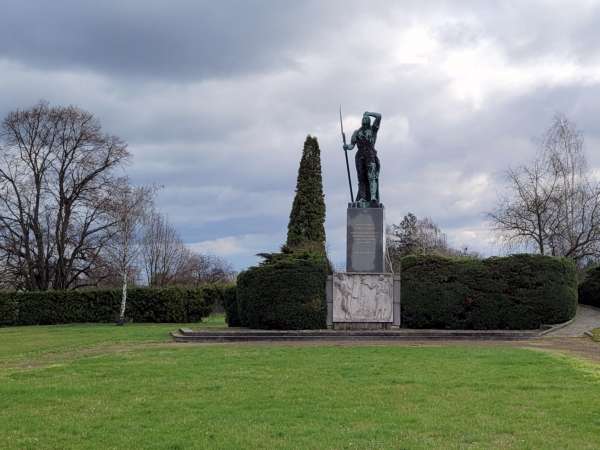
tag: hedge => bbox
[0,286,219,326]
[579,266,600,308]
[237,253,328,329]
[400,254,577,329]
[0,294,18,326]
[222,284,240,326]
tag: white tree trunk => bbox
[118,271,128,325]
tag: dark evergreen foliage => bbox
[232,136,328,329]
[0,295,18,326]
[236,253,328,329]
[394,212,419,255]
[578,266,600,307]
[285,135,326,253]
[222,284,241,326]
[0,286,220,326]
[401,254,577,329]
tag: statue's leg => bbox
[367,155,380,204]
[355,152,367,204]
[375,155,380,203]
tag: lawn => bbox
[1,319,600,449]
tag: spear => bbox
[339,106,354,203]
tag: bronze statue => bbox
[342,111,382,207]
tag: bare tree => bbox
[178,252,236,285]
[0,101,129,290]
[489,115,600,265]
[387,213,452,259]
[488,160,559,255]
[105,184,154,324]
[140,211,191,286]
[0,250,13,289]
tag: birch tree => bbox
[106,184,154,325]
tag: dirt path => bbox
[521,337,600,363]
[545,304,600,337]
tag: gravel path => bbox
[545,304,600,337]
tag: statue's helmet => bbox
[362,115,371,128]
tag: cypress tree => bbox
[285,135,326,253]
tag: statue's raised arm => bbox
[364,111,381,126]
[364,111,382,139]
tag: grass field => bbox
[1,317,600,449]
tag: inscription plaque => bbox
[346,207,385,272]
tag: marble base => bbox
[332,322,393,330]
[326,273,400,328]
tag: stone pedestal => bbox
[346,206,385,273]
[327,205,399,330]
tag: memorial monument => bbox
[327,110,401,329]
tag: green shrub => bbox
[186,285,218,322]
[125,288,182,323]
[237,253,328,329]
[222,284,240,326]
[0,294,19,326]
[12,289,119,325]
[401,254,577,329]
[578,266,600,308]
[0,286,214,326]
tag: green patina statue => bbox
[343,111,382,207]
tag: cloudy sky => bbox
[2,0,600,270]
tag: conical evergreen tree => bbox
[285,135,326,253]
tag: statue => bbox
[341,111,382,207]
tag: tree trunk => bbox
[117,271,127,326]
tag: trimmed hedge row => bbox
[579,266,600,308]
[400,254,577,329]
[236,253,328,329]
[0,286,219,326]
[216,253,577,331]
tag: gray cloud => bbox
[0,0,321,80]
[2,1,600,269]
[4,0,425,83]
[6,1,594,83]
